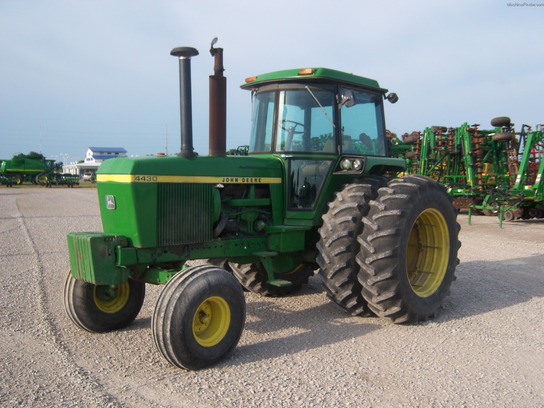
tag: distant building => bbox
[63,147,127,177]
[84,147,127,164]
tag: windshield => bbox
[249,87,336,153]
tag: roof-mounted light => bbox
[245,75,258,83]
[298,68,315,75]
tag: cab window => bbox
[339,88,386,156]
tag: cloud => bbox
[0,0,542,161]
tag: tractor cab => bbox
[242,68,401,216]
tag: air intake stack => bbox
[170,46,199,159]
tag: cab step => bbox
[266,279,293,287]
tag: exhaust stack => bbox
[170,46,199,159]
[209,38,227,157]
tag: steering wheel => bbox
[281,120,305,134]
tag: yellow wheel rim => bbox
[93,283,130,313]
[192,296,231,347]
[406,208,450,298]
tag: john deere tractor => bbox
[64,40,460,370]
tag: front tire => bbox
[357,175,460,323]
[64,272,145,332]
[152,265,246,370]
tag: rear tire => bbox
[357,175,460,323]
[317,177,387,315]
[229,262,313,297]
[152,265,245,370]
[64,272,145,332]
[204,258,233,272]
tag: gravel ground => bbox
[0,187,543,408]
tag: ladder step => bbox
[266,279,292,287]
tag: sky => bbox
[1,0,543,164]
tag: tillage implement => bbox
[393,118,543,225]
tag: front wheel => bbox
[63,272,145,332]
[152,265,246,370]
[357,175,460,323]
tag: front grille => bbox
[157,183,214,246]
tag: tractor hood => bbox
[97,155,283,183]
[95,155,283,248]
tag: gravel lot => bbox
[1,187,543,408]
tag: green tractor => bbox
[64,40,460,370]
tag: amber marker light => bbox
[298,68,315,75]
[245,76,258,82]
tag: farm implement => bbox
[0,157,79,187]
[392,118,544,226]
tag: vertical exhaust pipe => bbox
[209,38,226,157]
[170,46,199,159]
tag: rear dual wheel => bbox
[357,175,460,323]
[317,177,387,315]
[152,265,245,370]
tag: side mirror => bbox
[386,93,398,104]
[339,90,356,108]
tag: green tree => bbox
[12,151,45,160]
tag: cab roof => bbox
[241,67,387,93]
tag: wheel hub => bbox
[406,208,450,298]
[93,283,130,313]
[192,296,231,347]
